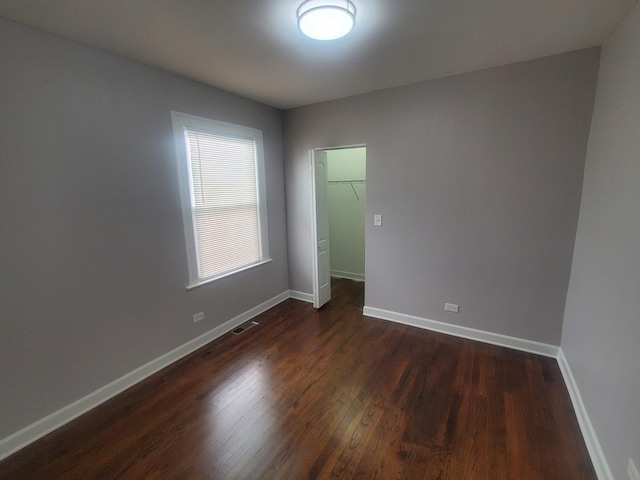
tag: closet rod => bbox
[327,179,364,200]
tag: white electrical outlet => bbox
[192,312,205,323]
[445,303,459,313]
[628,459,640,480]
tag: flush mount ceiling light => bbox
[297,0,356,41]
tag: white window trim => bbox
[171,111,270,289]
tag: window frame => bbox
[171,111,270,290]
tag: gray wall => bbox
[0,18,288,439]
[561,3,640,479]
[284,49,600,345]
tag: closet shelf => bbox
[327,180,365,184]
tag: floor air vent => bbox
[232,321,259,335]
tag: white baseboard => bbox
[289,290,314,303]
[330,270,365,282]
[362,305,559,358]
[557,349,613,480]
[0,290,291,461]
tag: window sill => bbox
[186,258,273,291]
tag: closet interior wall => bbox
[326,148,366,282]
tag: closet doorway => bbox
[312,145,366,308]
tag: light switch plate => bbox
[374,214,382,226]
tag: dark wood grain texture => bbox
[0,279,596,479]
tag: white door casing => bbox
[312,150,331,308]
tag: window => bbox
[171,112,269,288]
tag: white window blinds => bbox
[185,128,262,281]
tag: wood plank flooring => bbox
[0,278,596,479]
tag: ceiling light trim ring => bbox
[297,0,357,41]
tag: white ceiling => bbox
[0,0,637,109]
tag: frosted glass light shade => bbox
[297,0,356,40]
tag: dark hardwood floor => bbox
[0,278,596,479]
